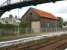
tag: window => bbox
[47,22,53,28]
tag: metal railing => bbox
[0,0,32,7]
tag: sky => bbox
[0,0,67,21]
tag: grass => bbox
[0,32,47,42]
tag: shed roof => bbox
[31,8,57,20]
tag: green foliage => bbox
[63,21,67,26]
[58,17,63,28]
[0,23,16,29]
[19,21,28,33]
[19,22,27,28]
[0,23,4,28]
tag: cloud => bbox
[35,1,67,21]
[0,0,6,6]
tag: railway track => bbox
[16,35,67,50]
[0,34,66,50]
[0,34,67,50]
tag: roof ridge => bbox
[30,8,57,20]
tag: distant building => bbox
[0,14,20,25]
[21,8,58,32]
[0,18,6,24]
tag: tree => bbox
[9,14,13,18]
[58,17,63,28]
[19,20,28,33]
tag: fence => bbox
[25,27,67,33]
[0,27,67,36]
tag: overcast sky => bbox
[0,0,67,21]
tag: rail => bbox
[0,33,67,50]
[0,31,67,48]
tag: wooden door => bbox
[31,21,40,32]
